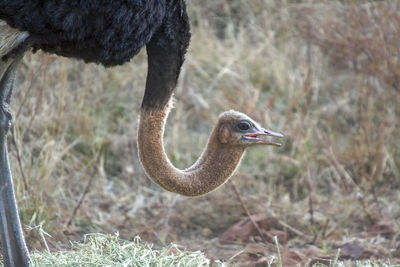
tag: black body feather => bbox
[0,0,191,108]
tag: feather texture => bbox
[0,21,28,58]
[0,0,190,67]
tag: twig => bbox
[26,79,45,135]
[229,181,272,243]
[66,147,103,227]
[10,126,30,194]
[15,56,51,120]
[308,196,314,225]
[276,219,307,238]
[306,168,317,243]
[162,195,178,228]
[321,219,329,240]
[370,185,383,217]
[306,169,314,226]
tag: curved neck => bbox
[138,103,245,196]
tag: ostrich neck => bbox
[138,104,245,196]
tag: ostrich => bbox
[0,1,283,266]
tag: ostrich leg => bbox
[0,55,31,266]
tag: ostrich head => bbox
[216,110,284,147]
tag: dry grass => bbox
[5,0,400,265]
[29,233,223,267]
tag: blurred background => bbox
[9,0,400,265]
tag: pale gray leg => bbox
[0,54,32,267]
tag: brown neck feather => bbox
[138,102,245,196]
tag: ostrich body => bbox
[0,1,283,266]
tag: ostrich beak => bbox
[244,128,284,146]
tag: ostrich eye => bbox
[237,121,251,131]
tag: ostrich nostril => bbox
[263,129,284,138]
[264,130,273,135]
